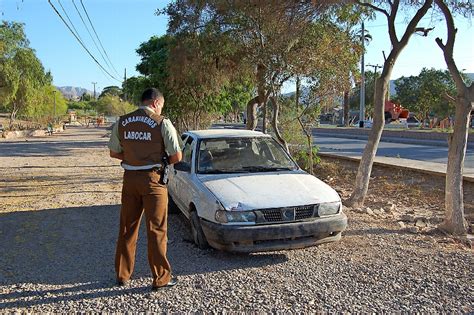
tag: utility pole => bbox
[124,68,127,101]
[359,21,365,127]
[53,90,57,123]
[367,63,383,109]
[92,82,97,100]
[367,64,382,74]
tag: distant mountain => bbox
[57,86,93,100]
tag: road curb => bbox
[318,152,474,183]
[313,127,474,146]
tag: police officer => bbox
[108,88,182,290]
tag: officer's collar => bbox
[138,106,155,115]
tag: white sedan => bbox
[168,129,347,252]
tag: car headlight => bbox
[215,210,256,223]
[318,201,341,216]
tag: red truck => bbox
[385,100,409,122]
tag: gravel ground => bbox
[0,126,472,313]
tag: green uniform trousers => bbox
[115,169,171,287]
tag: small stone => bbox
[366,207,374,215]
[387,203,396,213]
[415,219,427,228]
[405,226,419,234]
[401,214,415,222]
[397,221,406,229]
[374,208,385,215]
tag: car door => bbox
[171,135,196,217]
[169,134,187,204]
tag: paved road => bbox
[313,133,474,170]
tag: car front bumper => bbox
[200,212,347,253]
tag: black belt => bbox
[126,167,162,172]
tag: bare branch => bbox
[388,0,400,45]
[435,37,445,49]
[415,27,435,36]
[399,0,434,46]
[355,0,389,18]
[442,92,456,103]
[434,0,465,92]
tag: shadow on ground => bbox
[0,205,288,309]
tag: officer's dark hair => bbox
[141,88,163,102]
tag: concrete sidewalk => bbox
[318,151,474,183]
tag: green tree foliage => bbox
[99,86,122,99]
[126,32,254,130]
[80,93,92,102]
[67,100,95,115]
[135,35,172,92]
[161,1,363,149]
[95,95,136,116]
[0,21,60,127]
[24,85,67,122]
[393,68,466,120]
[123,76,151,105]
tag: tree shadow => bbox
[0,205,287,309]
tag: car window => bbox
[181,137,194,168]
[197,137,297,174]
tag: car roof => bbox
[185,129,271,139]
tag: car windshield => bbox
[196,137,298,174]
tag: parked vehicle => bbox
[168,129,347,252]
[385,100,409,122]
[352,120,373,128]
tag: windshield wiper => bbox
[241,166,294,172]
[199,169,250,174]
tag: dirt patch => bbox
[0,126,472,312]
[314,157,474,232]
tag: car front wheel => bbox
[190,211,209,249]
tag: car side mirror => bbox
[174,161,191,172]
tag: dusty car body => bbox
[168,129,347,252]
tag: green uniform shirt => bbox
[108,107,182,156]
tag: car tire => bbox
[167,194,180,214]
[190,211,209,249]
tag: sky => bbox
[1,1,473,94]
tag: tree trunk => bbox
[433,0,473,236]
[295,77,313,173]
[297,116,314,175]
[347,0,433,208]
[257,63,266,133]
[343,90,350,126]
[269,95,289,152]
[9,106,18,129]
[441,95,471,235]
[347,77,388,207]
[246,96,259,130]
[307,134,313,174]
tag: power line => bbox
[71,0,115,76]
[48,0,121,83]
[57,0,85,45]
[80,0,120,77]
[57,0,111,82]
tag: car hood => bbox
[198,171,340,211]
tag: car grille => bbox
[259,205,316,223]
[262,209,283,222]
